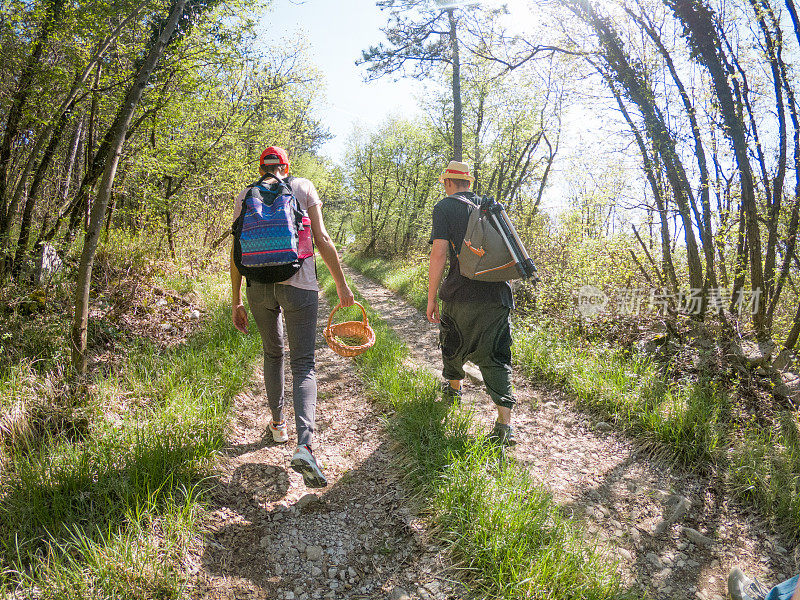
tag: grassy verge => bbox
[342,254,800,540]
[0,268,262,598]
[513,323,800,537]
[512,321,727,465]
[320,268,640,599]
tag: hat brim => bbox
[439,173,475,184]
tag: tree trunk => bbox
[447,9,462,161]
[11,106,71,276]
[473,86,485,193]
[71,0,189,374]
[630,6,718,293]
[34,117,84,252]
[528,131,557,225]
[576,7,704,293]
[165,207,176,261]
[729,205,749,313]
[667,0,767,335]
[784,301,800,351]
[84,63,102,230]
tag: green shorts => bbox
[440,301,515,409]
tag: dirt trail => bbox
[343,267,798,600]
[188,293,461,600]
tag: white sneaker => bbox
[290,445,328,488]
[267,421,288,443]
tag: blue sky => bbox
[258,0,579,215]
[263,0,426,163]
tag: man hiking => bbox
[231,145,354,487]
[426,160,517,445]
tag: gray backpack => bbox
[450,194,535,282]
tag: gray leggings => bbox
[246,281,319,447]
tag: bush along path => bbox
[341,265,798,600]
[187,290,464,600]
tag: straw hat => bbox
[438,160,475,184]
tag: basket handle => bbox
[326,301,368,332]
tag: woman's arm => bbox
[307,203,354,307]
[230,245,248,333]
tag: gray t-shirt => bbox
[233,176,320,291]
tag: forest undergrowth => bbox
[0,237,643,600]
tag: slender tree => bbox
[360,0,474,159]
[666,0,767,335]
[71,0,204,373]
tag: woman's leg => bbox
[246,282,285,425]
[275,284,318,448]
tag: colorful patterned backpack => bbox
[232,175,313,283]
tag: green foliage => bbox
[115,9,328,260]
[344,117,447,257]
[512,320,727,465]
[0,0,333,275]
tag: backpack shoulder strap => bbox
[244,173,271,198]
[446,193,478,209]
[259,172,296,194]
[249,173,270,188]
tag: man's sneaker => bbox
[290,445,328,488]
[441,382,462,404]
[487,422,517,446]
[728,567,769,600]
[268,420,288,444]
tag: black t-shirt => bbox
[430,192,514,308]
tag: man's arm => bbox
[230,245,248,333]
[427,239,448,323]
[307,203,354,307]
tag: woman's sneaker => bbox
[291,445,328,488]
[267,421,288,444]
[488,422,517,446]
[728,567,769,600]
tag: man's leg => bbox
[275,284,319,448]
[439,304,466,401]
[496,405,511,425]
[472,305,516,443]
[246,282,285,426]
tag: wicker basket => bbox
[324,302,375,358]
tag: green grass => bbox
[0,270,263,598]
[512,321,728,466]
[345,254,800,541]
[319,268,640,600]
[512,320,800,537]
